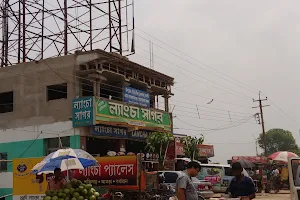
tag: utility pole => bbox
[252,134,258,156]
[253,91,269,156]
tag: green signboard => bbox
[95,98,171,131]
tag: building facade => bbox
[0,49,174,198]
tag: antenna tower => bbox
[0,0,135,67]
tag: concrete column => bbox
[163,95,170,112]
[96,81,101,97]
[93,81,97,96]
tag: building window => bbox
[45,137,70,155]
[0,152,8,171]
[0,91,13,113]
[47,83,67,101]
[81,80,93,97]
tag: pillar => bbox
[93,81,97,96]
[96,82,101,96]
[163,95,170,112]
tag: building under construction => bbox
[0,0,176,197]
[0,49,174,197]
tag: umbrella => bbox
[269,151,298,162]
[236,159,255,169]
[32,148,98,175]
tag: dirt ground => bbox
[212,191,291,199]
[256,193,290,200]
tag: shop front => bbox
[87,124,153,156]
[72,96,172,167]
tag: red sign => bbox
[232,156,268,164]
[199,145,214,157]
[204,175,221,184]
[175,139,214,157]
[69,156,137,186]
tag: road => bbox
[256,192,290,200]
[213,191,290,199]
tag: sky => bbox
[5,0,299,163]
[127,0,300,163]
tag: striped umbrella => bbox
[32,148,98,174]
[269,151,298,162]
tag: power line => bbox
[38,1,300,135]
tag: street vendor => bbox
[48,168,66,191]
[228,162,256,199]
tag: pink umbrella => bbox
[269,151,298,162]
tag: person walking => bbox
[228,162,256,199]
[176,161,201,200]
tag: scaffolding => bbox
[0,0,135,67]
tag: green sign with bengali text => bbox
[95,98,171,131]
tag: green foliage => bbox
[180,135,204,160]
[258,128,299,156]
[145,132,174,169]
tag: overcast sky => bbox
[127,0,300,163]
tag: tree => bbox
[145,132,174,169]
[180,135,204,160]
[258,128,299,156]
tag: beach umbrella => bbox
[32,148,98,175]
[269,151,298,162]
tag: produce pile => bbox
[44,179,100,200]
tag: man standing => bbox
[176,161,201,200]
[48,168,66,191]
[229,162,256,199]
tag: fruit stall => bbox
[12,155,156,200]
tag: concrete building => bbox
[0,49,174,199]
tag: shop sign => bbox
[13,158,47,196]
[75,156,137,186]
[129,130,151,139]
[92,125,152,140]
[12,156,138,194]
[232,156,268,164]
[124,87,150,108]
[175,139,214,157]
[72,97,95,127]
[93,125,128,138]
[199,145,214,157]
[95,98,171,131]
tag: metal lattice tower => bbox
[0,0,135,67]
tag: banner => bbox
[92,125,152,140]
[175,139,214,157]
[13,158,47,196]
[13,155,138,199]
[96,98,171,131]
[72,97,95,127]
[232,156,268,164]
[75,156,138,186]
[123,87,150,107]
[199,145,214,157]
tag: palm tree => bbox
[180,135,204,160]
[145,132,174,169]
